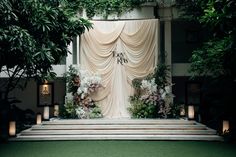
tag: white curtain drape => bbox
[80,19,159,118]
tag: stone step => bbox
[31,124,206,130]
[13,134,223,141]
[12,119,223,141]
[42,119,196,125]
[19,129,217,135]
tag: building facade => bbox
[0,1,204,117]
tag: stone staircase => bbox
[11,119,223,141]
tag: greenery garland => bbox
[61,0,147,19]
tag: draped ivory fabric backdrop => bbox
[80,19,159,118]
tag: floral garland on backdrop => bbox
[61,65,103,119]
[128,64,178,119]
[61,64,180,119]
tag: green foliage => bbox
[128,64,175,119]
[131,78,142,96]
[180,1,236,134]
[89,106,103,119]
[64,65,79,94]
[169,103,181,119]
[132,78,142,89]
[60,100,77,118]
[66,0,146,19]
[179,0,236,79]
[131,64,170,90]
[189,37,232,77]
[61,99,103,119]
[129,97,181,119]
[153,64,170,89]
[128,96,157,118]
[0,0,92,101]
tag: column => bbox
[164,20,172,68]
[66,42,73,71]
[77,36,80,64]
[65,42,73,100]
[164,20,173,101]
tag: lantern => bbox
[36,113,42,124]
[180,107,185,117]
[41,84,50,95]
[43,106,50,120]
[188,105,195,119]
[222,120,229,133]
[54,104,59,117]
[9,121,16,137]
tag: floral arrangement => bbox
[61,65,103,119]
[128,64,176,119]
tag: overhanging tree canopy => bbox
[178,0,236,127]
[178,0,236,79]
[0,0,92,101]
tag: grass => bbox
[0,141,236,157]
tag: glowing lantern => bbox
[222,120,229,133]
[43,106,50,120]
[36,113,42,124]
[41,84,50,95]
[180,107,185,116]
[54,104,59,117]
[9,121,16,137]
[188,105,195,119]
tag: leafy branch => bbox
[63,0,146,19]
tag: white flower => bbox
[151,84,157,93]
[75,107,87,119]
[141,80,149,89]
[141,78,157,94]
[77,88,82,94]
[160,89,164,94]
[161,92,166,99]
[165,86,171,94]
[74,65,102,95]
[66,93,74,101]
[84,87,88,94]
[81,93,85,99]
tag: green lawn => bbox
[0,141,236,157]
